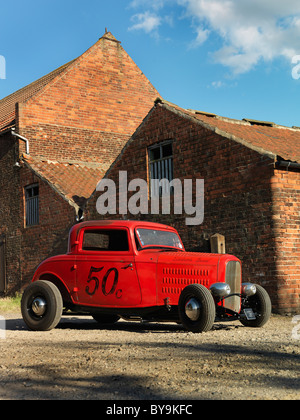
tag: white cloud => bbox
[211,80,224,88]
[129,11,162,34]
[128,1,175,38]
[179,0,300,73]
[129,0,166,11]
[190,26,210,48]
[129,0,300,74]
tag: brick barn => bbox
[87,99,300,314]
[0,32,159,294]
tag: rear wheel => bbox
[240,284,271,328]
[21,280,63,331]
[178,284,216,333]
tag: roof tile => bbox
[158,99,300,163]
[0,60,75,130]
[22,155,106,208]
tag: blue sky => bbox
[0,0,299,127]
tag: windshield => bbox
[136,228,184,250]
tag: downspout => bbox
[276,160,300,170]
[11,128,30,155]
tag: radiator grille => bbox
[225,261,241,313]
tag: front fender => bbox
[34,271,75,305]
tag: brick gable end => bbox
[17,33,159,161]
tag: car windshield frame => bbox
[135,227,184,251]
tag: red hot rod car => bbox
[21,220,271,333]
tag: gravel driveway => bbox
[0,312,299,400]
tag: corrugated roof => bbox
[157,99,300,163]
[22,155,107,209]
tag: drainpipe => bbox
[11,128,30,155]
[277,160,300,170]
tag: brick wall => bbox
[0,33,159,293]
[0,134,77,293]
[17,35,159,162]
[87,104,300,314]
[270,169,300,313]
[19,166,76,288]
[0,133,22,294]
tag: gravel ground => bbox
[0,311,299,400]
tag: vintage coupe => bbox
[21,220,271,332]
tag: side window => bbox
[82,229,129,252]
[25,184,39,227]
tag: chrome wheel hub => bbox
[185,298,200,321]
[31,297,47,316]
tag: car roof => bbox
[67,220,180,253]
[71,219,177,235]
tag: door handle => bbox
[122,263,133,270]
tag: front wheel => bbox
[240,284,271,328]
[21,280,63,331]
[178,284,216,333]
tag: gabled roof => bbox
[1,31,160,210]
[0,60,76,132]
[155,99,300,163]
[0,31,143,133]
[22,155,107,210]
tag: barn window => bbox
[148,141,173,196]
[25,184,39,227]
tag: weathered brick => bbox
[87,102,300,314]
[0,32,159,294]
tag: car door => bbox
[74,227,142,307]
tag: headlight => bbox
[210,283,231,299]
[241,283,256,297]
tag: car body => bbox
[21,220,272,332]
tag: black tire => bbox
[240,284,272,328]
[178,284,216,333]
[21,280,63,331]
[92,314,120,325]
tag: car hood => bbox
[155,251,240,287]
[157,251,223,265]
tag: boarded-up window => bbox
[25,184,39,227]
[148,141,173,196]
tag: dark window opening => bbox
[82,229,129,252]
